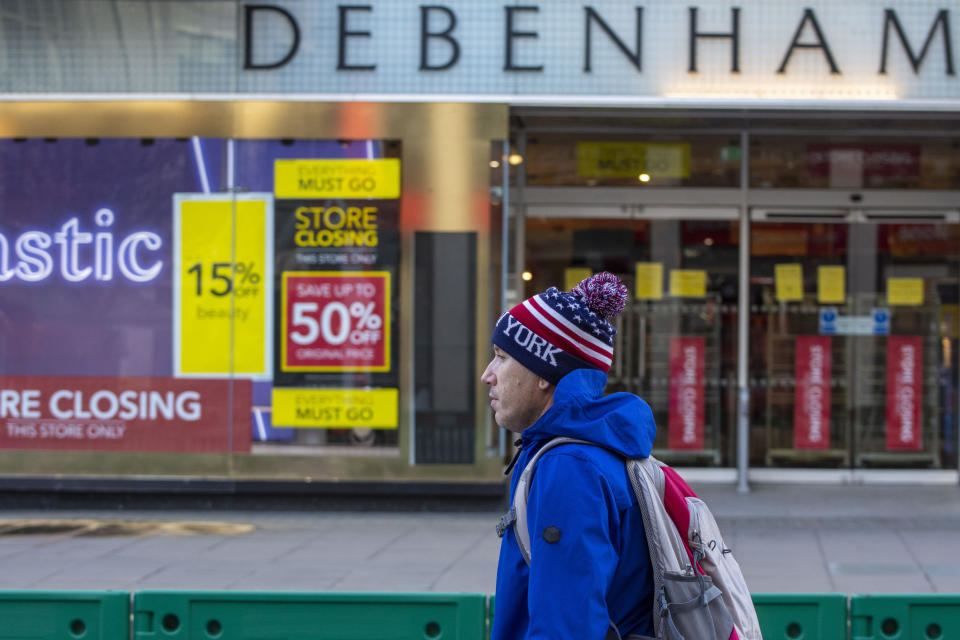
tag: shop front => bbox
[515,113,960,479]
[0,1,958,491]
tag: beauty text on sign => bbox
[174,195,273,378]
[275,159,400,199]
[0,376,250,453]
[282,271,391,372]
[272,387,398,429]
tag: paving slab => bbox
[0,484,958,594]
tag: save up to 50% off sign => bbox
[281,271,390,372]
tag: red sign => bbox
[0,377,250,453]
[794,336,831,450]
[807,144,920,180]
[886,336,923,452]
[282,271,391,372]
[668,337,704,450]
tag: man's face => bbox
[480,345,553,433]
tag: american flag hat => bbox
[491,272,628,385]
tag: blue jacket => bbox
[492,369,657,640]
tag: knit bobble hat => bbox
[491,272,628,385]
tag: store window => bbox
[523,214,740,465]
[0,137,405,457]
[749,217,960,469]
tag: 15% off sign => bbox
[174,195,273,378]
[281,271,391,372]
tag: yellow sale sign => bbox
[272,387,399,429]
[274,159,401,199]
[174,195,273,378]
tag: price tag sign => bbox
[173,194,273,378]
[281,271,391,372]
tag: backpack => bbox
[501,437,762,640]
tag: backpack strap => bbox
[511,436,595,565]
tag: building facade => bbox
[1,0,959,488]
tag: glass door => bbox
[750,209,960,469]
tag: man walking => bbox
[484,272,656,640]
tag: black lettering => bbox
[777,8,840,74]
[688,7,740,73]
[584,6,642,72]
[880,9,954,75]
[420,5,460,70]
[504,6,544,72]
[243,4,301,70]
[338,5,376,71]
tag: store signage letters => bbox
[244,4,955,77]
[794,336,831,450]
[886,336,923,452]
[0,209,163,284]
[0,377,252,453]
[668,336,705,451]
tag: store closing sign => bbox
[668,336,704,450]
[794,336,831,450]
[886,336,923,452]
[0,377,251,453]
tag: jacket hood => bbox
[521,368,656,459]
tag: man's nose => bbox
[481,362,495,385]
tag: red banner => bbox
[668,337,704,450]
[794,336,831,450]
[886,336,923,451]
[0,377,250,453]
[282,271,390,372]
[807,144,920,180]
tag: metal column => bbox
[737,130,751,493]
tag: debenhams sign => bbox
[238,0,957,103]
[19,0,960,104]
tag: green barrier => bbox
[753,593,848,640]
[0,590,129,640]
[850,594,960,640]
[492,592,849,639]
[133,591,487,640]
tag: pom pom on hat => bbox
[570,272,628,320]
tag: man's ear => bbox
[537,377,552,391]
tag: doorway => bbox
[749,208,960,469]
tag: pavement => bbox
[1,483,960,595]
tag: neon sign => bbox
[0,208,163,284]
